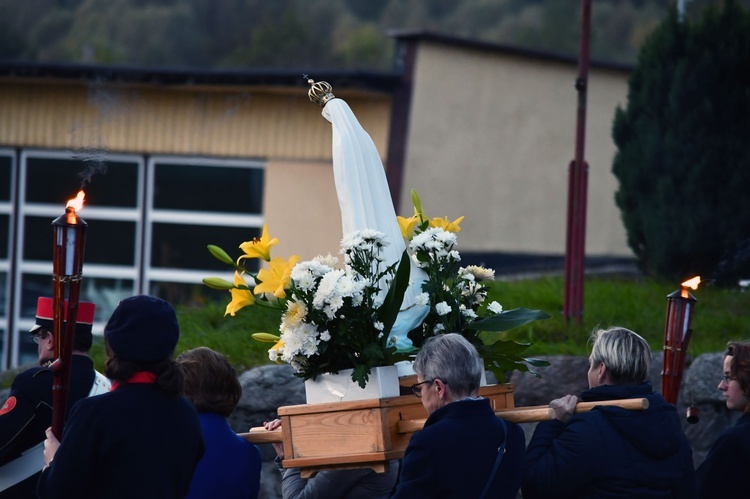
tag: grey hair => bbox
[414,333,483,398]
[590,326,651,385]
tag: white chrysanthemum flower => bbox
[374,321,384,331]
[460,271,476,282]
[435,301,452,316]
[320,330,331,342]
[488,301,503,314]
[336,274,357,296]
[415,292,430,306]
[340,232,365,251]
[464,265,495,281]
[283,300,307,327]
[313,269,345,309]
[461,308,478,319]
[449,250,461,261]
[314,253,339,268]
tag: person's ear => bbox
[42,333,55,353]
[597,363,608,385]
[434,379,447,400]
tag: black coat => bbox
[523,383,696,499]
[392,398,525,499]
[695,411,750,498]
[38,383,204,499]
[0,355,96,499]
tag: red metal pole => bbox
[564,0,592,326]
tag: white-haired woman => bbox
[523,326,696,498]
[392,333,525,499]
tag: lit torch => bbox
[661,276,700,408]
[50,190,87,439]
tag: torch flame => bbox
[66,191,85,212]
[681,276,701,290]
[680,276,701,298]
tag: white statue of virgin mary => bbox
[309,79,428,350]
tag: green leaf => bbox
[467,308,551,337]
[377,250,411,335]
[207,244,235,265]
[202,277,236,290]
[351,364,371,389]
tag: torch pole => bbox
[51,206,87,439]
[661,287,696,405]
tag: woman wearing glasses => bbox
[391,333,525,499]
[696,341,750,498]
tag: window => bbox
[0,151,12,366]
[3,150,265,369]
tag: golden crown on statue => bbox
[307,78,336,107]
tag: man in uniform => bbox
[0,297,110,498]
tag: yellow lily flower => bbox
[254,255,301,299]
[430,215,465,233]
[269,339,285,363]
[224,271,255,316]
[239,224,279,262]
[397,215,419,240]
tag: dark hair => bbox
[104,341,183,398]
[176,347,242,417]
[727,341,750,397]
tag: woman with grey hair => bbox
[391,333,525,499]
[523,326,696,498]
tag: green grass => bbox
[81,275,747,374]
[487,275,748,358]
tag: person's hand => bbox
[549,394,578,424]
[43,427,60,467]
[263,419,284,459]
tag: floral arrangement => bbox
[396,190,550,382]
[204,189,550,389]
[204,226,411,388]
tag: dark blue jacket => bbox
[187,412,262,499]
[0,355,96,499]
[38,383,204,499]
[523,383,696,499]
[392,398,525,499]
[695,411,750,498]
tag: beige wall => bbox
[401,41,632,257]
[263,159,343,261]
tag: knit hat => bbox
[104,295,179,363]
[30,297,96,350]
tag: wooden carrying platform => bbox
[240,382,648,478]
[257,383,514,477]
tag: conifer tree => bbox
[612,1,750,284]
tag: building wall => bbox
[401,41,632,257]
[0,78,391,260]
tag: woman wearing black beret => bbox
[38,295,205,499]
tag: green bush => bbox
[612,1,750,284]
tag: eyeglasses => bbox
[31,331,50,345]
[410,379,448,397]
[410,380,433,398]
[720,375,737,385]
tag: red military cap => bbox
[29,297,96,336]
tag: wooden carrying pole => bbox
[239,398,649,444]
